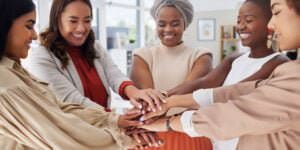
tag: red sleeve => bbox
[118,81,135,100]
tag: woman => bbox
[23,0,164,112]
[170,0,288,149]
[0,0,159,149]
[141,0,300,149]
[130,0,213,150]
[167,0,289,97]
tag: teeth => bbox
[73,33,84,38]
[239,33,250,39]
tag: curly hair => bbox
[245,0,272,20]
[40,0,97,68]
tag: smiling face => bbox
[237,1,269,48]
[268,0,300,50]
[58,0,92,47]
[5,10,37,60]
[156,6,185,47]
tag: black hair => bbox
[245,0,272,20]
[0,0,35,59]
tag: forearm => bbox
[124,85,139,99]
[166,94,199,109]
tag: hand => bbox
[140,103,168,121]
[118,109,143,128]
[140,117,169,132]
[126,128,163,149]
[128,88,167,112]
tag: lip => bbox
[239,33,251,40]
[162,33,176,40]
[72,33,86,39]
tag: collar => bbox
[0,56,17,69]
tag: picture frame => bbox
[197,18,216,41]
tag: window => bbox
[107,0,137,6]
[144,0,155,9]
[144,11,158,46]
[106,5,138,50]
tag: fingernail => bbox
[139,117,145,121]
[142,110,145,114]
[139,105,142,109]
[159,107,162,110]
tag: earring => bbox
[267,28,281,52]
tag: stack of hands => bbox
[117,88,173,149]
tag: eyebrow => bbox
[68,16,92,19]
[271,2,280,10]
[26,19,36,24]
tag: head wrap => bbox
[150,0,194,29]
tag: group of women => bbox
[0,0,300,150]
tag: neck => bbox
[249,44,274,58]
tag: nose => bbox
[164,24,173,32]
[76,22,86,32]
[267,17,275,31]
[236,21,246,32]
[32,29,38,40]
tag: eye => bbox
[69,20,77,24]
[246,19,253,23]
[171,22,180,27]
[273,10,281,16]
[26,24,34,30]
[158,22,165,27]
[85,19,91,23]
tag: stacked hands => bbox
[117,89,176,149]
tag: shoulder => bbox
[222,52,243,64]
[133,45,158,56]
[262,53,290,68]
[188,46,212,57]
[28,45,53,59]
[271,60,300,77]
[0,67,25,89]
[269,53,290,64]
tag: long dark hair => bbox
[40,0,97,68]
[0,0,35,59]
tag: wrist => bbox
[166,116,174,131]
[166,96,179,109]
[124,85,138,99]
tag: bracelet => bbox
[166,116,174,131]
[160,90,169,97]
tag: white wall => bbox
[183,9,238,66]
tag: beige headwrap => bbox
[150,0,194,29]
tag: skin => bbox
[141,0,300,136]
[5,11,37,61]
[58,1,92,47]
[130,6,212,92]
[167,1,289,96]
[268,0,300,50]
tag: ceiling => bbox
[190,0,244,11]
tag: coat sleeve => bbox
[190,62,300,140]
[0,85,133,150]
[22,46,98,107]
